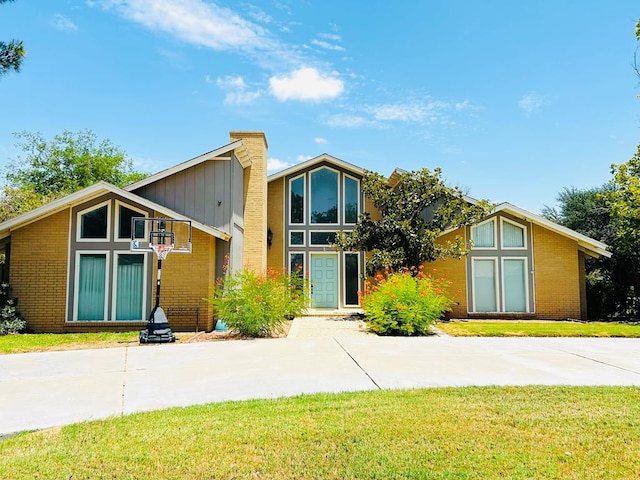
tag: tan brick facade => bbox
[266,177,284,270]
[427,229,468,317]
[532,224,583,319]
[11,210,70,333]
[230,131,268,272]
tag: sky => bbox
[0,1,639,214]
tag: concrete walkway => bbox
[2,318,640,435]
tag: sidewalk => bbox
[2,322,640,436]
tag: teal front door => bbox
[311,254,338,308]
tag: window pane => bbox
[345,253,359,305]
[473,259,496,312]
[119,205,145,239]
[116,255,145,320]
[290,177,304,224]
[503,222,525,248]
[78,254,106,320]
[290,231,304,246]
[472,220,494,248]
[344,177,358,224]
[290,253,304,275]
[80,205,108,239]
[503,259,527,312]
[310,231,337,245]
[310,168,338,223]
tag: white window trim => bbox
[500,217,528,250]
[500,257,530,313]
[343,174,360,226]
[470,218,497,250]
[73,250,110,322]
[343,251,361,307]
[288,230,306,247]
[309,166,340,226]
[76,200,111,242]
[288,251,306,276]
[114,200,148,243]
[470,257,499,313]
[309,230,337,246]
[288,174,306,225]
[111,252,148,321]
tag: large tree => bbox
[0,0,25,77]
[334,168,492,275]
[542,185,640,319]
[1,130,147,221]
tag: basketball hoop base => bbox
[139,307,176,343]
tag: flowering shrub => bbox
[0,282,26,335]
[207,268,308,337]
[360,266,454,336]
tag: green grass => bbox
[1,386,639,479]
[437,320,640,337]
[0,331,140,354]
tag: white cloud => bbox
[326,114,374,128]
[518,92,549,114]
[296,154,313,162]
[52,13,78,31]
[94,0,293,67]
[311,39,345,52]
[216,75,261,105]
[370,104,428,122]
[314,137,327,144]
[269,67,344,102]
[318,33,341,42]
[267,157,290,172]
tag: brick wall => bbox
[532,225,582,319]
[11,210,69,332]
[426,228,468,317]
[230,131,268,272]
[267,177,284,270]
[155,226,217,331]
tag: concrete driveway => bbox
[2,324,640,436]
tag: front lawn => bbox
[1,386,639,479]
[0,331,141,354]
[437,320,640,337]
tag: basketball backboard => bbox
[130,218,192,253]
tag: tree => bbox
[0,0,25,77]
[334,168,492,275]
[607,144,640,252]
[542,185,640,319]
[0,130,147,221]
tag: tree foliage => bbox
[0,130,147,222]
[334,168,493,275]
[0,0,25,77]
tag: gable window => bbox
[117,202,146,240]
[472,258,498,312]
[78,202,110,240]
[290,175,305,224]
[114,253,146,320]
[502,258,528,312]
[471,219,495,248]
[310,231,337,245]
[310,167,338,224]
[344,176,359,224]
[501,219,526,249]
[289,231,304,246]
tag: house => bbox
[0,131,610,333]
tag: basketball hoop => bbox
[150,243,174,260]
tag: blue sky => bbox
[0,1,638,213]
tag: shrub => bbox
[360,267,454,336]
[207,268,308,337]
[0,282,26,335]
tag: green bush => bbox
[207,268,308,337]
[0,282,26,335]
[361,267,454,336]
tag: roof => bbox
[0,181,231,242]
[124,140,251,192]
[268,153,365,181]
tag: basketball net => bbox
[151,243,174,260]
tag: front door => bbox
[310,254,338,308]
